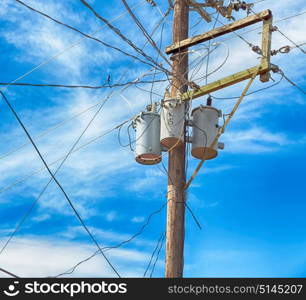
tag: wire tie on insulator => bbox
[251,45,262,55]
[279,45,291,54]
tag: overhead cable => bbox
[79,0,170,75]
[0,91,121,278]
[15,0,161,71]
[1,0,147,93]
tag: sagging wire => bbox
[0,65,161,256]
[158,160,202,230]
[79,0,171,77]
[0,267,19,278]
[52,199,169,277]
[191,42,230,83]
[52,66,203,278]
[0,91,121,277]
[149,231,166,277]
[121,0,172,67]
[0,117,134,196]
[0,79,169,90]
[211,71,284,100]
[143,231,164,277]
[2,1,149,95]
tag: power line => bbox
[0,11,171,162]
[150,231,165,278]
[0,90,113,256]
[143,231,164,277]
[159,161,202,230]
[276,29,306,55]
[0,117,133,196]
[79,0,170,76]
[53,200,168,277]
[278,69,306,95]
[149,13,167,105]
[0,63,159,256]
[121,0,172,67]
[0,267,19,278]
[218,10,306,47]
[14,0,162,71]
[0,91,121,278]
[1,0,147,93]
[0,95,131,162]
[0,79,168,89]
[205,12,220,86]
[0,118,133,253]
[211,71,284,100]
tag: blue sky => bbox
[0,0,305,278]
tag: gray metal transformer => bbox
[133,108,161,165]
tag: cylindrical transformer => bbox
[191,105,221,160]
[160,100,185,148]
[133,111,161,165]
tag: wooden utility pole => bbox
[165,0,189,278]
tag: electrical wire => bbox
[80,0,199,91]
[217,10,306,51]
[149,9,169,105]
[0,90,114,256]
[8,2,171,92]
[0,10,171,163]
[0,63,160,256]
[1,0,147,93]
[0,91,121,278]
[0,117,133,196]
[205,12,220,85]
[52,200,168,277]
[143,231,164,277]
[52,80,198,278]
[14,0,161,71]
[0,79,168,89]
[276,29,306,55]
[159,160,202,230]
[279,70,306,95]
[211,71,284,100]
[0,267,19,278]
[79,0,170,76]
[149,231,165,278]
[121,0,172,67]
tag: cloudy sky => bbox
[0,0,305,278]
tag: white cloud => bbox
[31,213,50,222]
[0,236,154,277]
[131,216,145,223]
[222,127,289,153]
[104,211,118,222]
[0,0,305,278]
